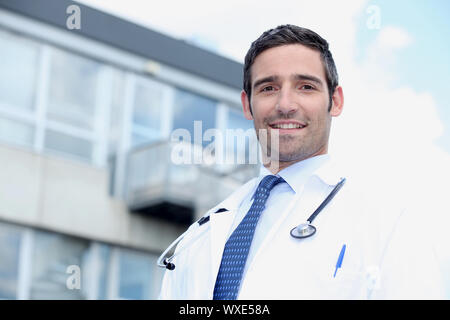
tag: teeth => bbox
[272,123,304,129]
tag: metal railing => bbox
[124,140,259,221]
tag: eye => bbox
[261,85,275,92]
[300,84,315,90]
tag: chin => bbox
[280,145,319,161]
[276,151,305,162]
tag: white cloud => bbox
[332,26,445,165]
[358,25,415,86]
[333,25,447,180]
[377,25,414,49]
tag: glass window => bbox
[131,132,153,148]
[133,77,164,129]
[131,76,165,147]
[226,108,255,164]
[227,108,253,131]
[108,70,126,155]
[96,244,111,300]
[107,70,126,194]
[172,89,217,147]
[30,230,90,300]
[0,222,22,299]
[47,48,101,130]
[0,116,34,147]
[118,248,155,300]
[44,129,93,160]
[0,29,39,111]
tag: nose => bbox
[275,87,299,116]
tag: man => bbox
[159,25,444,299]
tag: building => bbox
[0,0,258,299]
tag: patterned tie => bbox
[213,175,284,300]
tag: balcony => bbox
[124,140,259,225]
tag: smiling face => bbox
[241,44,344,173]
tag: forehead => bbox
[251,44,327,84]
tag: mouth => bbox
[268,121,307,131]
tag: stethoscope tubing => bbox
[307,177,346,224]
[290,177,346,239]
[158,177,346,269]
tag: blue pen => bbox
[333,244,346,278]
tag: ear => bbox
[241,90,253,120]
[330,86,344,117]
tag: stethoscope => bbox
[157,177,346,270]
[289,177,346,238]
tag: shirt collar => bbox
[258,154,344,193]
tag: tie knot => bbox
[254,175,284,199]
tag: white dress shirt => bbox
[228,154,334,279]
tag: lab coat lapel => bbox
[209,178,258,283]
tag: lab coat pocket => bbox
[326,267,364,299]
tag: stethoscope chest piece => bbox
[289,177,346,240]
[290,222,316,239]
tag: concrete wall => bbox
[0,144,185,253]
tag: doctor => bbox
[159,24,444,299]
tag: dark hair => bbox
[243,24,339,112]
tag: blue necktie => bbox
[213,175,284,300]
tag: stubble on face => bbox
[256,111,332,170]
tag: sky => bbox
[75,0,450,293]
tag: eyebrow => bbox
[252,76,278,91]
[252,74,324,91]
[293,74,324,87]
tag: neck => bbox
[264,159,298,175]
[262,150,329,175]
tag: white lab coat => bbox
[159,159,445,299]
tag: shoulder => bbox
[206,176,259,212]
[177,176,259,241]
